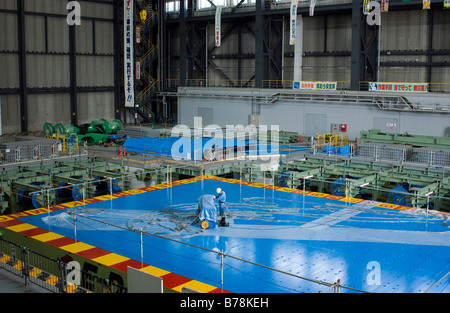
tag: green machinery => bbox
[43,119,123,145]
[258,130,301,143]
[0,158,131,215]
[276,157,450,211]
[360,129,450,149]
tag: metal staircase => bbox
[135,0,158,123]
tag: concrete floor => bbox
[0,268,51,293]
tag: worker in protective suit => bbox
[215,188,227,216]
[196,194,218,229]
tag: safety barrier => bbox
[166,79,450,93]
[316,132,349,150]
[0,141,87,166]
[0,237,126,293]
[354,143,450,167]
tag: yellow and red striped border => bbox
[208,175,412,211]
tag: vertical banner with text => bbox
[215,6,222,47]
[124,0,135,107]
[309,0,316,16]
[289,0,298,45]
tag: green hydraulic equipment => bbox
[0,158,131,215]
[360,129,450,149]
[276,157,450,211]
[43,119,124,146]
[258,130,301,143]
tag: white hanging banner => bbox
[215,6,223,47]
[124,0,135,107]
[309,0,316,16]
[289,0,298,45]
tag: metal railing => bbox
[166,79,450,93]
[359,81,450,94]
[314,141,450,168]
[0,143,88,166]
[0,237,126,293]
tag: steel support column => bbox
[360,16,379,83]
[427,9,433,85]
[160,0,169,91]
[17,0,28,132]
[69,22,77,125]
[113,0,122,121]
[255,0,264,88]
[179,0,187,86]
[350,0,362,91]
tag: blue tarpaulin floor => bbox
[19,177,450,293]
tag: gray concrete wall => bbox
[178,88,450,140]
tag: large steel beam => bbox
[179,0,187,86]
[350,0,362,91]
[113,0,122,121]
[69,21,78,125]
[17,0,28,132]
[255,0,264,88]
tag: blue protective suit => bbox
[216,191,227,215]
[196,195,218,228]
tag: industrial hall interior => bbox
[0,0,449,296]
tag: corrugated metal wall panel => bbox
[0,95,21,134]
[27,93,71,130]
[0,0,17,10]
[26,54,69,88]
[326,15,351,52]
[81,2,113,19]
[432,10,450,50]
[47,17,69,52]
[377,67,428,85]
[0,12,18,51]
[95,21,114,54]
[25,15,46,52]
[303,16,325,52]
[77,55,114,87]
[76,21,93,54]
[77,92,115,124]
[0,54,19,88]
[24,0,66,15]
[381,11,428,51]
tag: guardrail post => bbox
[22,246,29,286]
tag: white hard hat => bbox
[216,188,222,194]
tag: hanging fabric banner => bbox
[309,0,316,16]
[136,62,141,80]
[215,6,223,47]
[124,0,135,107]
[381,0,389,12]
[136,26,141,44]
[444,0,450,8]
[363,0,370,14]
[289,0,298,45]
[423,0,431,9]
